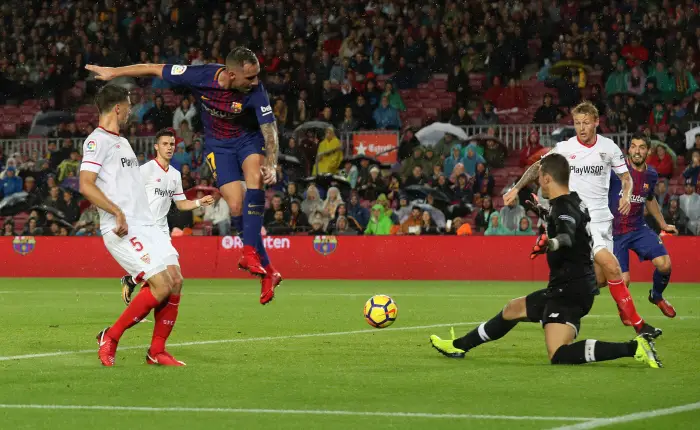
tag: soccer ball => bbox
[364,295,398,328]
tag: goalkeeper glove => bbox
[530,233,549,260]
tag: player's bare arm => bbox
[261,121,279,185]
[617,171,633,216]
[504,158,543,205]
[174,196,215,211]
[79,170,128,236]
[646,198,678,235]
[86,64,165,81]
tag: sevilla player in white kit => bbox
[79,85,184,366]
[505,102,661,338]
[120,128,214,305]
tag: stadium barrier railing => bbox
[2,235,698,281]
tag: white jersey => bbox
[551,134,628,222]
[80,127,155,233]
[139,159,186,229]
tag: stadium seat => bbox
[0,123,17,137]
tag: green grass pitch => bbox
[0,279,698,429]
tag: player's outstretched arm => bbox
[261,122,279,185]
[646,198,678,235]
[174,196,215,212]
[79,171,128,236]
[504,159,543,206]
[85,64,165,81]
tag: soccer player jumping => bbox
[86,47,282,305]
[80,85,184,366]
[504,102,661,338]
[431,153,662,368]
[608,133,678,318]
[120,128,215,317]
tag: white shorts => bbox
[590,220,613,256]
[158,225,180,267]
[103,224,170,282]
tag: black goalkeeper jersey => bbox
[545,192,597,294]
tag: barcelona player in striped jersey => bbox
[87,48,282,305]
[609,133,678,318]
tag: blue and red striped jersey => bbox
[609,161,658,235]
[162,64,274,153]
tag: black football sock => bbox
[125,276,137,288]
[453,311,519,351]
[551,339,637,365]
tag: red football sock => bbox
[608,279,644,330]
[150,294,180,354]
[107,287,160,342]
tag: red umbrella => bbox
[185,185,219,200]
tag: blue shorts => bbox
[203,138,265,186]
[613,227,668,273]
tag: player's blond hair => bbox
[571,101,599,119]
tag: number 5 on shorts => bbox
[130,237,144,252]
[206,153,218,180]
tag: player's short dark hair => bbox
[95,85,129,114]
[540,153,570,186]
[226,47,258,69]
[630,132,649,148]
[155,128,176,143]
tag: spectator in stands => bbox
[647,145,674,179]
[0,166,22,200]
[483,76,504,105]
[683,152,700,186]
[264,194,285,226]
[448,64,470,106]
[451,173,473,204]
[461,44,484,74]
[622,36,649,69]
[22,177,41,206]
[203,192,231,236]
[476,101,499,125]
[520,129,544,167]
[313,128,343,175]
[289,200,310,232]
[647,101,668,130]
[353,95,374,129]
[627,67,647,96]
[403,165,427,188]
[172,97,197,132]
[365,204,393,235]
[399,206,423,235]
[680,179,700,235]
[624,95,646,130]
[74,204,99,233]
[532,94,562,124]
[606,60,629,95]
[308,213,327,235]
[464,143,487,176]
[131,93,154,124]
[664,196,689,235]
[373,96,401,130]
[337,107,359,134]
[484,139,507,169]
[266,210,290,234]
[57,149,79,183]
[172,142,193,169]
[382,82,406,112]
[143,96,172,131]
[670,60,698,99]
[177,121,194,147]
[58,190,80,224]
[332,216,357,235]
[444,145,465,181]
[484,212,511,236]
[364,80,381,110]
[22,217,42,236]
[302,184,324,220]
[513,216,535,236]
[500,194,527,232]
[2,220,16,236]
[420,210,440,235]
[347,192,369,229]
[687,90,700,122]
[450,106,474,127]
[475,195,496,232]
[496,78,528,110]
[322,187,344,220]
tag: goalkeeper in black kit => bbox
[430,153,663,368]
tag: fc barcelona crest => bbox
[13,236,36,256]
[231,102,243,114]
[313,235,338,256]
[643,183,649,191]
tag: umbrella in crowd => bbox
[184,185,219,201]
[29,111,76,136]
[415,122,469,146]
[549,60,593,77]
[342,154,389,169]
[0,192,31,216]
[466,134,504,145]
[413,203,447,228]
[300,174,352,194]
[403,185,451,203]
[279,153,302,166]
[293,121,333,135]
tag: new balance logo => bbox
[549,313,559,318]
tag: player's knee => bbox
[502,298,525,320]
[656,258,672,274]
[171,273,183,294]
[245,169,262,188]
[228,201,242,216]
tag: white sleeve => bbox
[611,143,628,175]
[549,141,563,154]
[172,174,186,202]
[80,137,110,173]
[139,162,151,187]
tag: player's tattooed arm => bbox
[504,159,541,206]
[617,171,633,216]
[261,122,279,169]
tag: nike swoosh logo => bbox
[99,340,107,347]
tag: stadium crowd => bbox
[1,0,700,237]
